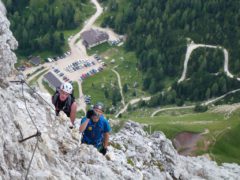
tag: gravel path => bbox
[178,40,239,83]
[111,66,125,106]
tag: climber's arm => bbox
[79,118,90,132]
[70,102,77,125]
[103,132,109,148]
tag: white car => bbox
[47,58,53,62]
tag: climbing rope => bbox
[10,79,81,179]
[22,80,55,111]
[9,80,50,179]
[24,138,39,180]
[10,80,55,111]
[20,81,41,180]
[21,82,39,130]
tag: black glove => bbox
[100,147,107,155]
[86,109,95,119]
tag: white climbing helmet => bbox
[60,82,73,94]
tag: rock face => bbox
[0,85,240,180]
[0,0,18,80]
[0,1,240,180]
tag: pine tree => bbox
[211,83,219,96]
[205,88,211,99]
[123,84,128,93]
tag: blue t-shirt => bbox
[81,115,111,148]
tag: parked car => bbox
[65,78,69,82]
[47,58,53,62]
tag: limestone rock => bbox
[0,0,18,81]
[0,1,240,180]
[0,80,240,180]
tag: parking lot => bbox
[48,53,105,86]
[46,51,71,63]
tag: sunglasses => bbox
[60,90,69,96]
[92,110,100,117]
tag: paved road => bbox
[19,0,116,113]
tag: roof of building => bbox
[43,72,62,89]
[81,29,109,46]
[30,56,41,66]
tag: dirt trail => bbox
[115,96,151,118]
[111,67,125,106]
[151,106,194,117]
[178,40,239,83]
[151,88,240,117]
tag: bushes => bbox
[194,104,208,113]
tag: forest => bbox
[3,0,90,55]
[101,0,240,104]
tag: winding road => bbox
[17,3,240,119]
[111,66,125,106]
[66,0,104,113]
[19,0,114,113]
[178,40,240,83]
[151,105,195,117]
[111,66,152,118]
[151,88,240,117]
[71,0,103,57]
[115,96,151,118]
[150,39,240,117]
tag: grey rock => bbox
[0,1,240,180]
[0,82,240,180]
[0,0,18,81]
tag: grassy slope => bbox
[131,112,227,138]
[211,123,240,164]
[112,49,147,101]
[72,81,79,99]
[81,0,147,108]
[93,1,240,165]
[122,107,240,164]
[82,69,117,108]
[87,42,112,55]
[82,46,146,108]
[29,69,49,85]
[42,81,55,94]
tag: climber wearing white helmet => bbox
[52,82,77,128]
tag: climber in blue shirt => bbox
[80,102,111,155]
